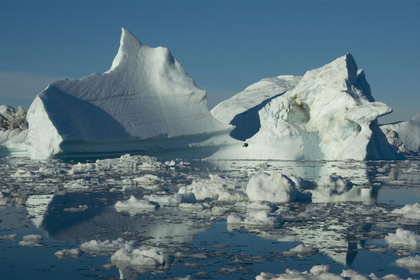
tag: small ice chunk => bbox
[19,234,44,247]
[246,172,311,203]
[115,196,159,211]
[227,211,283,227]
[255,265,414,280]
[396,255,420,273]
[146,193,196,206]
[111,246,165,267]
[79,238,135,255]
[385,228,420,249]
[282,244,319,257]
[392,204,420,220]
[178,174,246,202]
[54,248,82,259]
[0,234,17,241]
[63,205,88,212]
[234,201,279,211]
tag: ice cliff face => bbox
[212,53,401,160]
[25,28,233,159]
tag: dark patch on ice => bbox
[229,93,284,141]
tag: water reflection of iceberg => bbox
[27,193,206,244]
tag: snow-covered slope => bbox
[211,53,401,160]
[25,28,233,159]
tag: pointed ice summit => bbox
[211,53,401,160]
[25,28,233,159]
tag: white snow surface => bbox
[211,53,400,160]
[25,28,233,159]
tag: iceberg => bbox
[211,53,401,160]
[24,28,233,159]
[393,112,420,153]
[0,29,403,160]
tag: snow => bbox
[24,28,233,159]
[245,172,311,203]
[211,53,401,160]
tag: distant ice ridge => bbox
[24,28,233,159]
[211,53,401,160]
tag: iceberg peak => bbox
[120,27,142,52]
[108,27,143,72]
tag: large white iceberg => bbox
[24,28,233,159]
[211,53,401,160]
[0,29,404,160]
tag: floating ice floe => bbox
[115,196,159,213]
[54,248,82,259]
[132,174,169,190]
[63,205,88,212]
[396,255,420,274]
[234,201,279,211]
[282,244,319,258]
[111,246,166,268]
[0,234,17,241]
[227,210,283,227]
[256,265,416,280]
[146,193,196,206]
[246,172,311,203]
[79,238,136,255]
[19,234,44,247]
[392,204,420,220]
[385,228,420,250]
[178,174,247,202]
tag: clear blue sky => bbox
[0,1,419,123]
